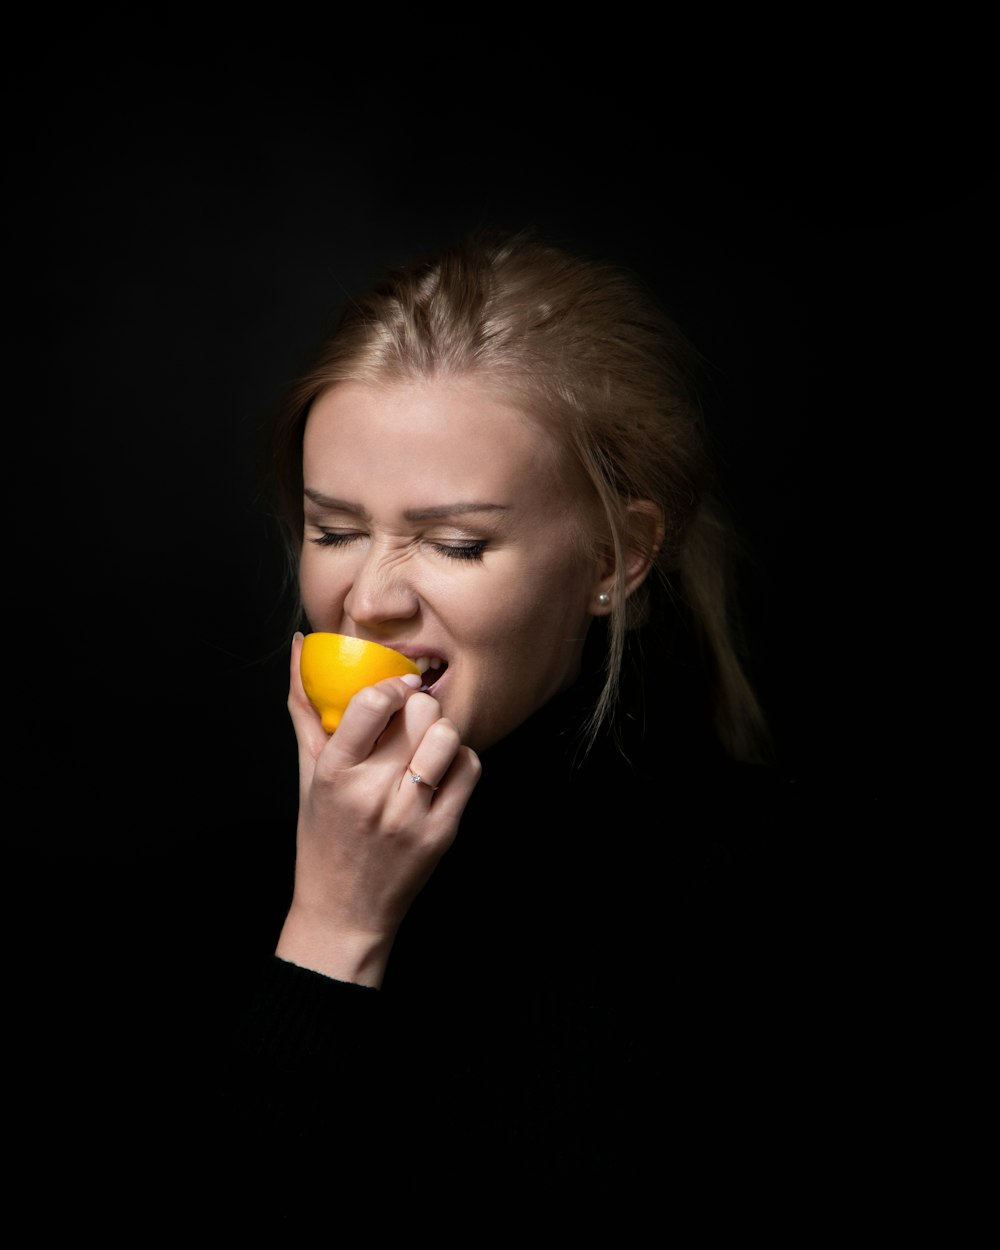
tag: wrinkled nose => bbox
[343,545,420,632]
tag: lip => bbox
[381,643,448,665]
[334,634,446,663]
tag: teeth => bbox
[413,657,443,674]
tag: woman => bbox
[223,228,801,1208]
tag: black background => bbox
[9,36,989,867]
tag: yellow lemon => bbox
[300,632,421,733]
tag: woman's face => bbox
[299,377,604,753]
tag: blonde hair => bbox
[270,228,769,761]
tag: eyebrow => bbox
[303,489,508,522]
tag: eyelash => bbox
[310,532,487,562]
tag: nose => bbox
[342,542,421,634]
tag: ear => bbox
[591,500,665,615]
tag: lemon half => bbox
[300,632,421,733]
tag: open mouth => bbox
[415,657,448,694]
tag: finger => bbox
[320,674,425,770]
[392,739,481,866]
[402,717,465,795]
[420,745,482,826]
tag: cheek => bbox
[467,556,593,653]
[298,550,346,619]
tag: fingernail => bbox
[400,673,422,688]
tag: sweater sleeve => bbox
[219,956,386,1144]
[234,955,381,1061]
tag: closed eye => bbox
[311,531,364,548]
[432,541,486,561]
[309,531,486,561]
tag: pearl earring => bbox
[597,592,611,607]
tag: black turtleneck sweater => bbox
[15,658,828,1225]
[202,679,812,1206]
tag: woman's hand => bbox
[276,632,481,987]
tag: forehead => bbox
[302,377,569,496]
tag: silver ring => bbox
[408,768,438,791]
